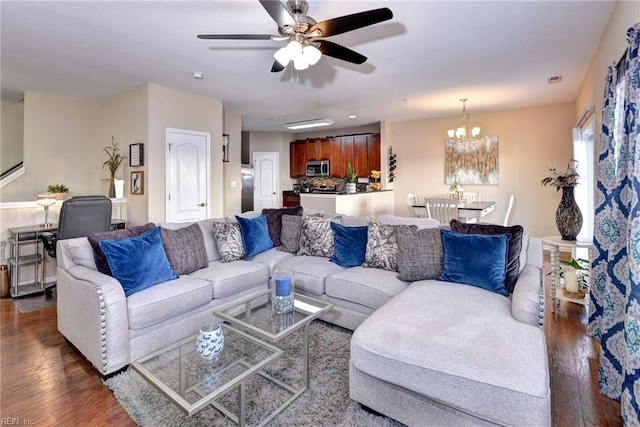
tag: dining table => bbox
[412,200,496,222]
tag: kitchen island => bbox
[300,190,393,217]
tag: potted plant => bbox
[47,184,70,200]
[560,257,589,294]
[346,161,358,193]
[103,136,127,198]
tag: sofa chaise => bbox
[55,209,549,426]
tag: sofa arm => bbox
[511,264,545,328]
[57,265,131,375]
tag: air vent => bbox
[548,75,562,84]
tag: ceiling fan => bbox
[197,0,393,72]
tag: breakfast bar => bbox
[300,190,393,217]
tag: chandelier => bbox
[447,98,481,140]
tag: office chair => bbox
[40,195,112,295]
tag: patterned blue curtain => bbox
[590,23,640,425]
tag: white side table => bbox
[542,236,594,313]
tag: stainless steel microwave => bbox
[306,160,330,177]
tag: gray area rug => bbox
[12,288,56,313]
[104,311,404,426]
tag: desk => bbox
[542,236,594,313]
[413,201,495,222]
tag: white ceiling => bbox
[1,1,615,133]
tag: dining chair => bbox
[406,192,426,217]
[463,192,481,203]
[503,194,515,226]
[424,197,459,224]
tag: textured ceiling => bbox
[1,1,616,132]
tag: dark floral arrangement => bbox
[540,159,580,190]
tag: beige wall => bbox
[223,110,242,216]
[1,91,103,202]
[245,131,291,205]
[1,100,24,174]
[388,102,576,238]
[147,84,224,222]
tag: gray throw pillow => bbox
[88,222,156,276]
[262,206,303,247]
[278,214,303,253]
[211,221,245,262]
[160,223,208,275]
[395,226,443,281]
[362,220,407,272]
[297,215,342,257]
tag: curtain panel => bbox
[590,23,640,425]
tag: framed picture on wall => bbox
[131,171,144,195]
[129,143,144,167]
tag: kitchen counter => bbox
[300,190,393,217]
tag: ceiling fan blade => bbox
[271,60,286,73]
[197,34,274,40]
[259,0,295,27]
[317,40,367,64]
[309,8,393,37]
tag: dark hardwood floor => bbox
[0,253,623,426]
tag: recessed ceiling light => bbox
[192,72,204,80]
[348,115,357,119]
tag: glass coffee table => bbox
[214,289,333,424]
[131,323,282,424]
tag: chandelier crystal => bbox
[447,98,481,140]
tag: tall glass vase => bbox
[108,173,116,198]
[556,186,582,241]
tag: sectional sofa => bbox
[55,209,549,426]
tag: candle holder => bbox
[272,268,294,313]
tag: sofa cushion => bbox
[450,220,524,293]
[160,223,208,275]
[363,221,412,272]
[189,260,269,299]
[325,266,409,310]
[275,255,345,295]
[298,215,342,258]
[330,222,368,267]
[126,275,212,329]
[236,215,273,258]
[350,280,550,426]
[249,247,295,277]
[99,226,177,297]
[395,226,444,281]
[437,229,510,297]
[375,215,441,229]
[88,222,155,276]
[262,206,303,246]
[278,214,302,253]
[211,221,245,262]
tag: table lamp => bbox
[37,193,57,227]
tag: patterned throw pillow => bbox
[211,221,245,262]
[395,225,443,281]
[363,220,406,272]
[160,223,209,275]
[298,216,342,257]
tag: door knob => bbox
[197,203,206,207]
[272,192,276,195]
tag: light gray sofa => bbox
[55,212,549,426]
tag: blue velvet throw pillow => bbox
[236,214,274,259]
[437,229,510,297]
[329,222,368,267]
[99,226,177,297]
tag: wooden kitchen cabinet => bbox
[307,138,330,160]
[290,141,307,178]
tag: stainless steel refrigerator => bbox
[241,165,254,212]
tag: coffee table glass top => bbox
[214,289,333,342]
[131,323,282,416]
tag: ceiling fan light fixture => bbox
[286,39,303,58]
[294,56,309,70]
[284,118,335,130]
[274,47,291,66]
[303,44,322,65]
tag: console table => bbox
[543,236,594,313]
[7,220,127,297]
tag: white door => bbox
[166,128,210,222]
[253,152,278,210]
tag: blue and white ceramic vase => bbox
[196,323,224,360]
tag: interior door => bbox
[166,128,210,222]
[253,152,278,210]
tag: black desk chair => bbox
[41,195,112,295]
